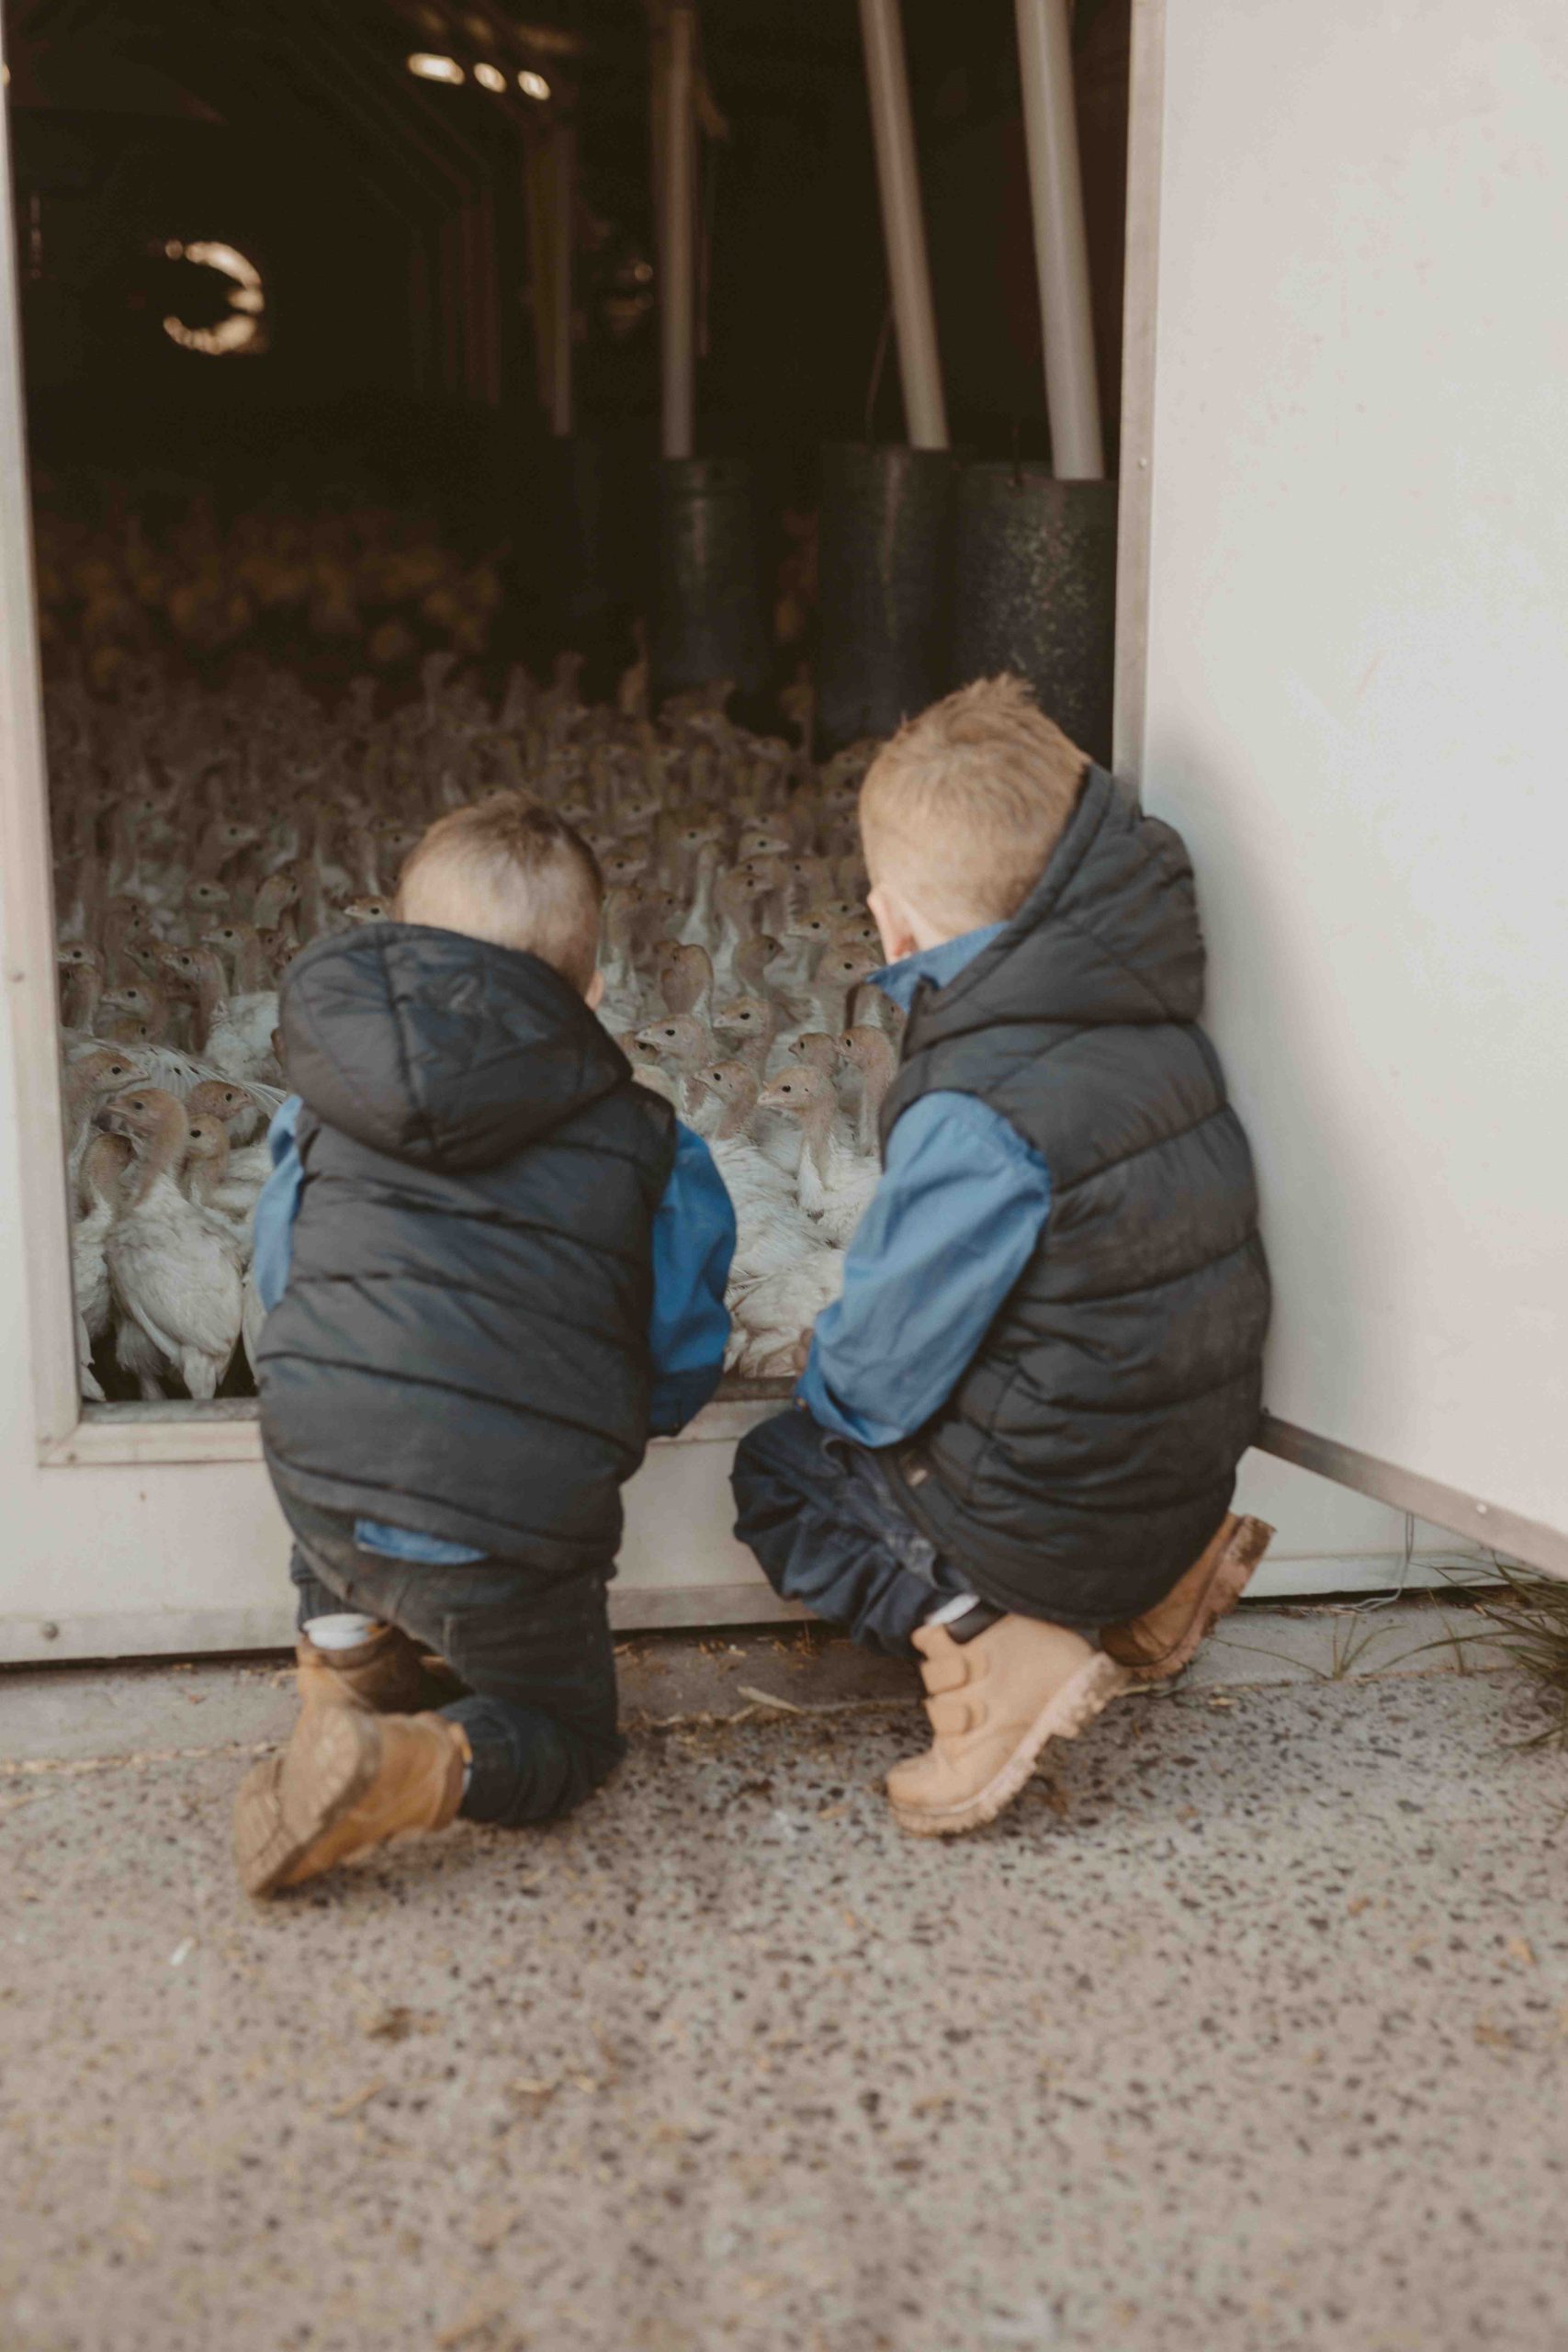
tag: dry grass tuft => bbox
[1454,1562,1568,1744]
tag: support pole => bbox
[523,140,554,416]
[1014,0,1104,480]
[659,4,697,461]
[548,117,576,436]
[857,0,947,451]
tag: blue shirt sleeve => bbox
[797,1091,1052,1450]
[353,1519,483,1565]
[251,1095,304,1314]
[648,1121,737,1436]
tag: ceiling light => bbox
[407,52,465,84]
[185,240,262,293]
[161,239,266,357]
[514,26,584,59]
[516,69,551,102]
[473,61,506,94]
[164,313,260,356]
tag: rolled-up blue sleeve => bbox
[797,1092,1051,1450]
[648,1122,737,1436]
[251,1095,304,1314]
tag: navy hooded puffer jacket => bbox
[881,767,1272,1624]
[256,922,676,1570]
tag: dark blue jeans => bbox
[730,1407,975,1658]
[276,1481,624,1829]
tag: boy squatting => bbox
[730,677,1272,1835]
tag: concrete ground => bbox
[2,1600,1565,2352]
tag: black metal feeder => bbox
[649,454,771,706]
[815,442,953,754]
[952,463,1118,765]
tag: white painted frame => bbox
[0,6,1520,1665]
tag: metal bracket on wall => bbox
[1258,1414,1566,1583]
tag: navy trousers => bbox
[275,1479,624,1829]
[730,1407,976,1658]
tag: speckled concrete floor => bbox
[3,1640,1566,2352]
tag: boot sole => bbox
[233,1707,381,1898]
[889,1650,1132,1839]
[1116,1515,1275,1683]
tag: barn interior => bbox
[6,0,1132,1409]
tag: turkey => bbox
[689,1060,847,1377]
[692,1060,818,1273]
[757,1064,881,1249]
[96,1087,244,1400]
[182,1114,262,1254]
[72,1130,130,1402]
[179,943,280,1085]
[836,1024,901,1151]
[184,1080,276,1183]
[724,1251,846,1380]
[61,1045,142,1193]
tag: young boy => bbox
[235,797,735,1896]
[732,676,1274,1838]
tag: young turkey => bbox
[71,1130,130,1402]
[96,1087,244,1400]
[757,1063,880,1249]
[837,1023,901,1151]
[181,1114,261,1257]
[690,1061,847,1376]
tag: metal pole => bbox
[660,5,697,461]
[523,140,554,414]
[857,0,948,451]
[548,117,576,436]
[1014,0,1104,479]
[649,12,668,261]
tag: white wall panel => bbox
[1134,0,1568,1564]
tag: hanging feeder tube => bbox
[1013,0,1104,479]
[856,0,948,452]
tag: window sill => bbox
[40,1381,794,1469]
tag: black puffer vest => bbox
[884,767,1270,1625]
[257,924,676,1569]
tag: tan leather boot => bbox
[1102,1513,1275,1681]
[886,1617,1131,1838]
[233,1707,468,1897]
[295,1623,427,1714]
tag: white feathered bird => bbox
[96,1087,244,1400]
[757,1064,880,1249]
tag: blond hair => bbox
[396,795,604,992]
[859,674,1088,932]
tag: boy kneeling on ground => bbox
[733,676,1275,1837]
[235,797,734,1895]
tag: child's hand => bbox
[787,1333,812,1376]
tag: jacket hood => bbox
[281,922,629,1171]
[906,765,1206,1046]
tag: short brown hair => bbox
[859,674,1088,931]
[396,795,604,992]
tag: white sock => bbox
[925,1592,981,1628]
[303,1611,381,1651]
